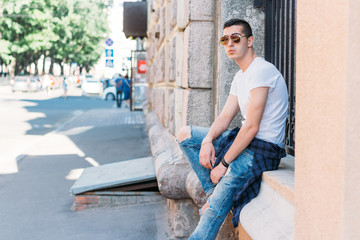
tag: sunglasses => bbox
[220,33,246,45]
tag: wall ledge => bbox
[262,155,295,204]
[240,156,295,239]
[145,110,295,239]
[146,111,190,199]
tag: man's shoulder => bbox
[233,69,243,79]
[255,58,278,71]
[252,58,281,77]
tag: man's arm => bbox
[210,87,269,183]
[199,95,240,169]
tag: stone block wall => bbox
[217,0,266,126]
[147,0,265,135]
[146,0,266,238]
[147,0,215,136]
[182,21,213,89]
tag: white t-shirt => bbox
[230,57,288,144]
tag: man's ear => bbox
[248,36,254,47]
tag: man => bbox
[43,74,52,95]
[115,74,123,108]
[177,19,288,239]
[122,75,131,108]
[62,76,68,100]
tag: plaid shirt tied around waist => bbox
[215,127,286,227]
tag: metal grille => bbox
[265,0,296,155]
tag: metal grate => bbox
[265,0,296,156]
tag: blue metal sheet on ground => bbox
[70,157,155,195]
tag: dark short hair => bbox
[223,18,253,37]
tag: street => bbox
[0,86,172,240]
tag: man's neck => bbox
[235,50,257,72]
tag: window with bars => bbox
[264,0,296,155]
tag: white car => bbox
[81,75,103,95]
[11,76,41,92]
[102,85,116,100]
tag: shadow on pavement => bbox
[21,96,114,135]
[0,153,170,240]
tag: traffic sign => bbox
[105,38,113,46]
[137,60,146,74]
[105,49,113,57]
[105,59,114,68]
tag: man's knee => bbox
[177,126,191,143]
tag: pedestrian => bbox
[26,77,31,91]
[43,74,52,95]
[177,18,288,239]
[62,77,68,100]
[122,75,131,108]
[115,74,123,108]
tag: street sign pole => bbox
[105,38,114,70]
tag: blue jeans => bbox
[178,126,255,240]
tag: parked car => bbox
[102,85,116,101]
[11,76,41,92]
[100,78,111,89]
[81,75,103,95]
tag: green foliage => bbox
[0,0,110,74]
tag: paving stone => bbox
[60,109,145,131]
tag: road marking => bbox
[66,168,85,180]
[85,157,99,167]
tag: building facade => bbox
[145,0,360,239]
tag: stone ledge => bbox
[263,155,295,204]
[146,111,191,199]
[239,156,295,239]
[240,181,294,239]
[146,110,237,239]
[145,110,295,239]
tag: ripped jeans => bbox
[178,126,255,240]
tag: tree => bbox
[70,0,109,73]
[0,0,110,75]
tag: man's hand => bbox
[199,142,215,169]
[210,164,227,184]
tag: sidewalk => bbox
[0,104,174,239]
[0,85,65,176]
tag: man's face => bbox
[222,25,249,61]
